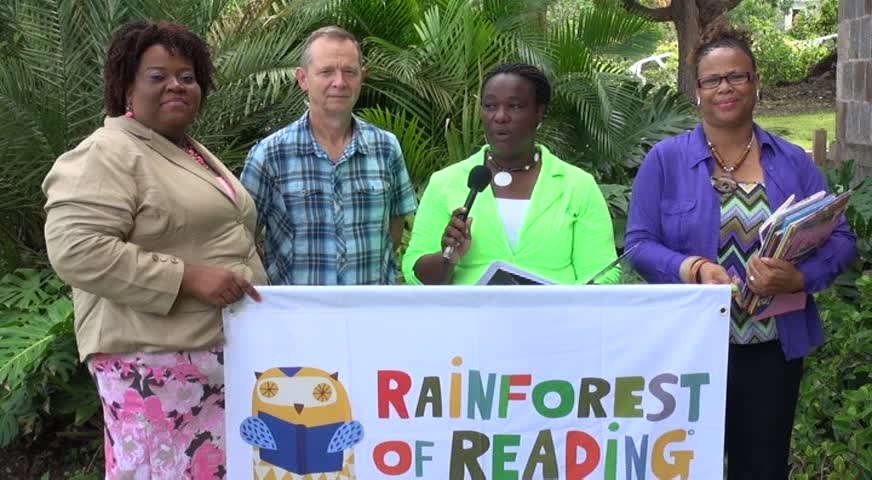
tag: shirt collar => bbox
[104,115,153,141]
[300,110,369,156]
[687,122,775,168]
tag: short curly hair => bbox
[688,16,756,75]
[103,21,214,117]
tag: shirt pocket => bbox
[661,199,696,252]
[351,177,389,225]
[281,183,330,232]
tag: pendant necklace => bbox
[708,132,755,194]
[487,150,540,187]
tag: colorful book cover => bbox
[777,191,851,262]
[739,190,852,318]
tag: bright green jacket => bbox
[402,145,619,285]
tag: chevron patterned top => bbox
[717,181,778,344]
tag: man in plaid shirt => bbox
[241,26,417,285]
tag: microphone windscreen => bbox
[467,165,492,192]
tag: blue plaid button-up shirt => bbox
[241,112,418,285]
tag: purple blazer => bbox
[625,124,857,360]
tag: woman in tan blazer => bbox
[42,21,266,478]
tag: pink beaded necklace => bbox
[183,141,237,202]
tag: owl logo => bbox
[240,367,364,480]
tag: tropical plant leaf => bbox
[357,106,442,185]
[0,269,63,311]
[0,325,52,390]
[0,388,28,446]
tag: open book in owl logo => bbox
[239,366,364,479]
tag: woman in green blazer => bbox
[403,63,618,285]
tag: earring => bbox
[756,90,761,102]
[696,96,701,107]
[536,121,542,130]
[124,102,134,119]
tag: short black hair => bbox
[689,16,757,75]
[481,63,551,109]
[103,21,214,116]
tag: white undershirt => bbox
[495,198,531,250]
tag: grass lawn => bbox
[756,111,835,151]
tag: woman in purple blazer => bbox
[624,18,856,480]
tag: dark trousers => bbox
[725,341,804,480]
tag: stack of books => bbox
[739,190,852,319]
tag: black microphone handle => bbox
[458,189,478,220]
[443,190,479,259]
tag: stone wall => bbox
[836,0,872,177]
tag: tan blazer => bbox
[43,116,267,360]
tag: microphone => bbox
[442,165,492,260]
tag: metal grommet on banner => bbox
[720,306,728,316]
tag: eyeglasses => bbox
[696,72,753,90]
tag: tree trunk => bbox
[672,0,701,98]
[621,0,746,98]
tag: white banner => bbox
[225,285,730,480]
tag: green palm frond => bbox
[443,88,485,164]
[0,0,117,250]
[127,0,236,32]
[612,83,696,168]
[358,106,442,185]
[482,0,555,71]
[198,21,311,168]
[330,0,424,45]
[414,0,504,85]
[553,72,618,162]
[363,44,460,115]
[574,1,660,59]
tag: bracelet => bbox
[688,258,709,284]
[686,257,705,283]
[693,259,714,284]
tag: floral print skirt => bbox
[88,347,226,479]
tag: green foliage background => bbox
[637,0,836,89]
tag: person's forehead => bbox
[139,44,194,68]
[483,73,534,97]
[698,47,752,74]
[308,37,360,63]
